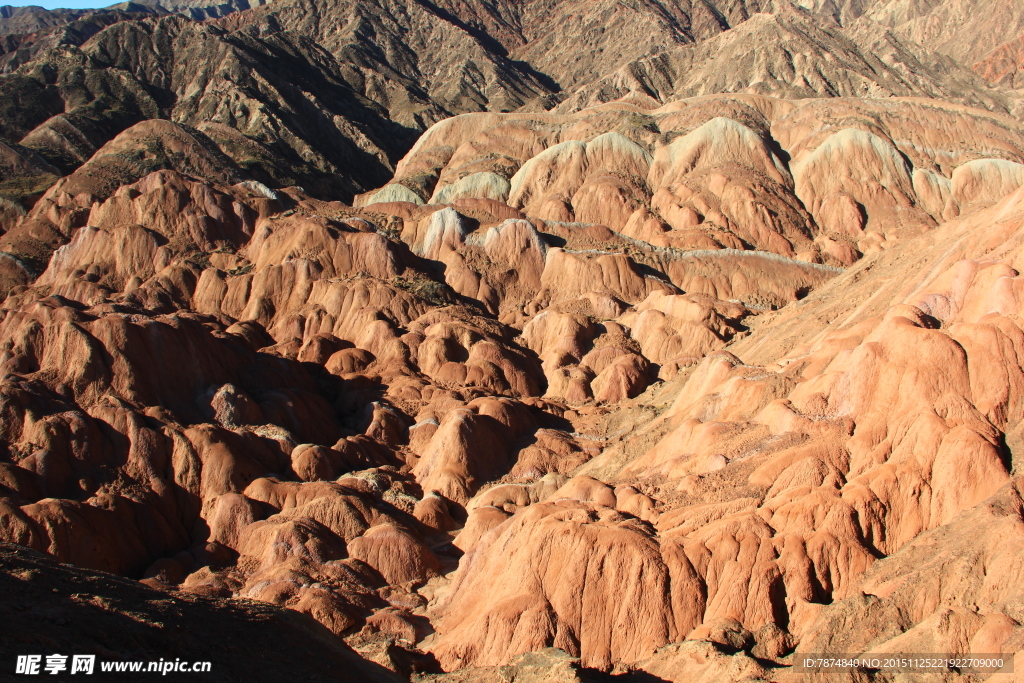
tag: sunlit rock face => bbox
[3,0,1024,679]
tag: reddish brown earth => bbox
[2,1,1024,682]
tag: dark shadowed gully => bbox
[1,0,1024,681]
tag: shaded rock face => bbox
[0,12,426,212]
[0,542,404,683]
[2,1,1024,682]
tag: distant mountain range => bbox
[2,1,1024,681]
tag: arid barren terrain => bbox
[2,0,1024,680]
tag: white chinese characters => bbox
[71,655,96,675]
[15,654,95,675]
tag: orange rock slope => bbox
[2,92,1024,681]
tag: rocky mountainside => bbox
[2,0,1024,681]
[555,6,1024,117]
[0,5,92,36]
[864,0,1024,65]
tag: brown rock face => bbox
[2,0,1024,680]
[431,500,685,670]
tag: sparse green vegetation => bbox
[392,273,452,306]
[0,173,59,205]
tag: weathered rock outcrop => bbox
[2,1,1024,680]
[423,177,1024,678]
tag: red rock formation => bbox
[975,33,1024,88]
[2,7,1024,678]
[421,179,1024,678]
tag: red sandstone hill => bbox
[0,1,1023,681]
